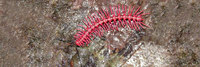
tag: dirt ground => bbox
[0,0,200,67]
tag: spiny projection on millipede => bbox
[74,4,150,47]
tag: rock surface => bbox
[0,0,200,67]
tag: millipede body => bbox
[74,5,150,47]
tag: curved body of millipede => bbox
[74,5,150,47]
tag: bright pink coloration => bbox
[74,5,150,47]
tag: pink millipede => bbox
[74,4,150,47]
